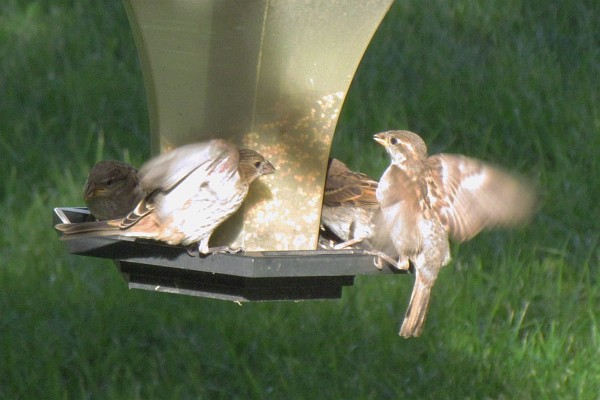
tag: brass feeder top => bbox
[123,0,394,251]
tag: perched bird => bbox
[321,158,380,248]
[320,158,397,266]
[83,160,145,220]
[56,139,275,254]
[374,130,537,338]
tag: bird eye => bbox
[390,137,400,145]
[254,161,262,168]
[105,178,115,186]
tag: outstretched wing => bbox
[139,139,239,193]
[121,139,240,229]
[426,154,537,242]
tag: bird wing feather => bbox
[426,154,536,242]
[139,139,239,193]
[323,159,379,208]
[121,139,239,229]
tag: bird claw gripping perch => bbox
[186,245,245,257]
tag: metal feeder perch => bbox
[55,0,399,301]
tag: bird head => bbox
[238,149,276,183]
[84,160,140,201]
[373,130,428,167]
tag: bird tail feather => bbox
[54,220,122,239]
[399,275,432,338]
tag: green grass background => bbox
[2,0,600,398]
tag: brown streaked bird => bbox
[374,130,537,338]
[56,139,275,255]
[320,158,398,266]
[83,160,146,220]
[321,158,380,248]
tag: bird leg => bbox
[333,237,364,249]
[207,246,244,255]
[186,246,200,257]
[186,242,244,257]
[365,250,401,270]
[391,256,411,271]
[331,236,402,271]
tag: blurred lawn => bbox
[1,0,600,398]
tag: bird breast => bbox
[154,168,249,245]
[376,167,423,256]
[321,204,375,242]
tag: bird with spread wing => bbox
[56,139,275,255]
[374,130,537,337]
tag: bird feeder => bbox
[55,0,399,301]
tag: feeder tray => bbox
[54,207,400,302]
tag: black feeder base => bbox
[53,207,401,302]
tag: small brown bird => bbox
[83,160,145,220]
[56,139,275,254]
[321,158,380,248]
[320,158,397,266]
[374,130,536,338]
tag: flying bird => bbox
[374,130,537,338]
[56,139,275,255]
[83,160,145,220]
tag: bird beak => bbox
[83,185,104,201]
[83,185,95,201]
[373,133,387,146]
[263,160,276,175]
